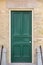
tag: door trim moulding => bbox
[9,8,34,63]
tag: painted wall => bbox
[0,0,43,63]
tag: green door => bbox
[11,11,32,63]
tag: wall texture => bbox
[0,0,43,63]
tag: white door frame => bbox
[9,8,34,64]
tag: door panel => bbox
[11,11,32,62]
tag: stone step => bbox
[8,63,35,65]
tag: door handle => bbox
[29,41,31,43]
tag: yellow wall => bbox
[0,0,9,63]
[0,0,43,63]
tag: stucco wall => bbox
[0,0,43,63]
[0,1,9,63]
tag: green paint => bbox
[11,11,32,63]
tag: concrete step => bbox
[8,63,35,65]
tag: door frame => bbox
[9,8,34,63]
